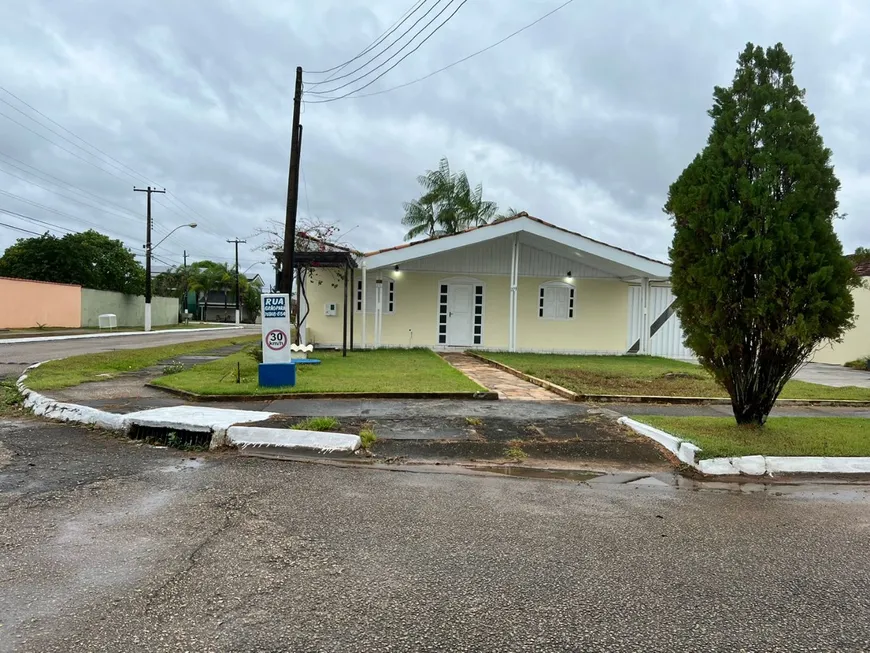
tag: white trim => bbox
[0,326,243,345]
[364,216,671,278]
[537,280,575,321]
[509,234,519,351]
[361,263,367,348]
[618,417,870,476]
[437,277,485,347]
[227,426,360,453]
[375,274,383,348]
[639,277,650,355]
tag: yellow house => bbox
[811,260,870,365]
[299,214,694,358]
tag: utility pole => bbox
[227,238,247,325]
[280,66,304,294]
[134,185,166,332]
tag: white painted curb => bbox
[618,416,870,476]
[0,325,243,344]
[227,426,361,454]
[15,365,358,457]
[16,363,130,431]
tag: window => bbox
[356,279,395,313]
[538,283,574,320]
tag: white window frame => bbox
[538,281,575,321]
[357,279,394,314]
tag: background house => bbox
[811,257,870,365]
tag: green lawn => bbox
[479,352,870,401]
[152,348,485,395]
[24,335,259,391]
[634,415,870,458]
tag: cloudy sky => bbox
[0,0,868,282]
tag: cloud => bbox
[0,0,868,286]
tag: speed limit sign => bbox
[266,329,287,351]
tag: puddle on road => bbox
[466,465,602,482]
[159,458,205,473]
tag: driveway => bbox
[2,417,870,652]
[794,362,870,388]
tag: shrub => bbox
[359,428,378,449]
[845,357,870,371]
[292,416,339,431]
[162,361,185,375]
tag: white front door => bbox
[447,284,474,346]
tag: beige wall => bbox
[304,269,629,353]
[811,279,870,365]
[0,277,81,328]
[81,289,179,328]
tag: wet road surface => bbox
[2,417,870,652]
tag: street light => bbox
[242,261,266,275]
[144,222,197,332]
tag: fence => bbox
[0,277,81,328]
[81,289,178,328]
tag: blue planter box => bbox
[258,362,296,387]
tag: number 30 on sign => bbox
[266,329,287,351]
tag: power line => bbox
[0,150,147,222]
[319,0,576,101]
[0,86,160,185]
[303,0,469,103]
[304,0,445,89]
[306,0,429,76]
[0,160,157,230]
[0,109,136,185]
[0,207,78,234]
[305,0,465,97]
[0,221,41,236]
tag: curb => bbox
[227,426,361,454]
[618,416,870,476]
[15,364,360,457]
[465,352,870,408]
[0,326,244,345]
[146,383,500,401]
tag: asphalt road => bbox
[2,418,869,652]
[0,326,259,380]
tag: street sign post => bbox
[258,293,295,386]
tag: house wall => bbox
[303,269,629,353]
[81,289,178,328]
[811,279,870,365]
[0,277,81,328]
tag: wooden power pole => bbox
[134,185,166,332]
[280,66,303,295]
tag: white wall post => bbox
[640,276,650,355]
[361,264,367,349]
[509,234,519,351]
[375,275,383,348]
[144,302,152,332]
[299,271,309,346]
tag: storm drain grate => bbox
[128,424,211,450]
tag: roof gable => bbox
[364,213,671,279]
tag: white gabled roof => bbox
[363,213,671,279]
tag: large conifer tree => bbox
[665,43,857,425]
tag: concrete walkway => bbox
[794,362,870,388]
[440,352,564,401]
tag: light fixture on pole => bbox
[144,221,197,331]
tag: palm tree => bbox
[402,157,500,241]
[188,261,233,321]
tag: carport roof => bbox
[363,213,671,279]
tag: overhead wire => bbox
[305,0,466,98]
[0,221,41,236]
[303,0,470,103]
[305,0,429,76]
[304,0,447,90]
[348,0,576,99]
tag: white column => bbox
[235,308,240,325]
[375,276,383,348]
[640,277,650,355]
[361,264,367,349]
[509,234,519,351]
[299,271,309,346]
[144,302,152,332]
